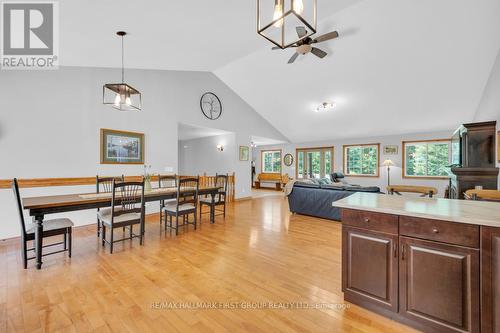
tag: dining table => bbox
[22,186,221,269]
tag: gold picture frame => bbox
[100,128,145,164]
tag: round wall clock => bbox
[284,153,294,166]
[200,92,222,120]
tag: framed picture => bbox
[100,128,144,164]
[383,145,398,155]
[239,146,249,161]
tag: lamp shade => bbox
[382,159,394,167]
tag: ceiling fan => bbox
[273,27,339,64]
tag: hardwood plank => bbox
[0,196,419,333]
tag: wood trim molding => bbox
[0,175,160,189]
[402,139,452,180]
[342,143,380,178]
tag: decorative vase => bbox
[145,178,152,192]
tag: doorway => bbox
[296,147,333,179]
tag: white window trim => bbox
[261,150,282,174]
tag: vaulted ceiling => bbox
[60,0,500,143]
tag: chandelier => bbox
[103,31,142,111]
[257,0,317,49]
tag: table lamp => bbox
[382,159,394,187]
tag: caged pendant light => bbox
[103,31,142,111]
[257,0,317,49]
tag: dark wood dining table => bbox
[22,186,221,269]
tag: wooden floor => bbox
[0,196,419,333]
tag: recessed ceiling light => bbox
[315,102,336,112]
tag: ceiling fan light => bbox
[315,102,336,112]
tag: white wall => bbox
[254,130,454,197]
[0,67,286,239]
[474,47,500,187]
[178,133,237,176]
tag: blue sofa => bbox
[288,182,381,221]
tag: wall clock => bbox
[200,92,222,120]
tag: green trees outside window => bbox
[404,141,450,177]
[344,144,379,176]
[262,150,281,173]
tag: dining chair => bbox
[163,177,199,235]
[158,174,177,225]
[12,178,73,269]
[199,174,228,222]
[464,189,500,202]
[96,175,124,237]
[99,179,145,254]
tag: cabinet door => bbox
[399,237,479,333]
[342,226,398,312]
[481,227,500,333]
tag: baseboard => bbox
[234,196,252,202]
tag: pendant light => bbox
[257,0,317,49]
[103,31,142,111]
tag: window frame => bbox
[402,139,451,179]
[295,146,334,179]
[261,149,282,174]
[342,143,380,178]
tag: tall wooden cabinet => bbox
[342,208,485,333]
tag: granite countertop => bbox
[332,192,500,227]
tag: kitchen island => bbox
[332,193,500,333]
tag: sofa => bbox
[287,180,381,221]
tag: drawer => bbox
[342,209,399,235]
[400,216,479,248]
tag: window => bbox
[343,144,380,177]
[403,140,451,178]
[296,147,333,179]
[261,150,281,173]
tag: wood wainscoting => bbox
[0,173,236,202]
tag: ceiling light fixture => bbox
[258,0,317,49]
[103,31,142,111]
[315,102,336,112]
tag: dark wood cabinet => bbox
[342,226,398,313]
[341,208,488,333]
[481,227,500,333]
[449,121,499,199]
[399,237,480,333]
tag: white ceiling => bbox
[178,123,232,141]
[215,0,500,142]
[59,0,500,143]
[251,136,287,147]
[59,0,357,71]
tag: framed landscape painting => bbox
[239,146,249,161]
[100,129,144,164]
[383,145,398,155]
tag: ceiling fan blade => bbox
[288,52,299,64]
[313,31,339,43]
[296,26,307,38]
[311,47,327,59]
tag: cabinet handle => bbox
[364,217,370,223]
[432,228,439,234]
[401,245,405,261]
[394,244,398,258]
